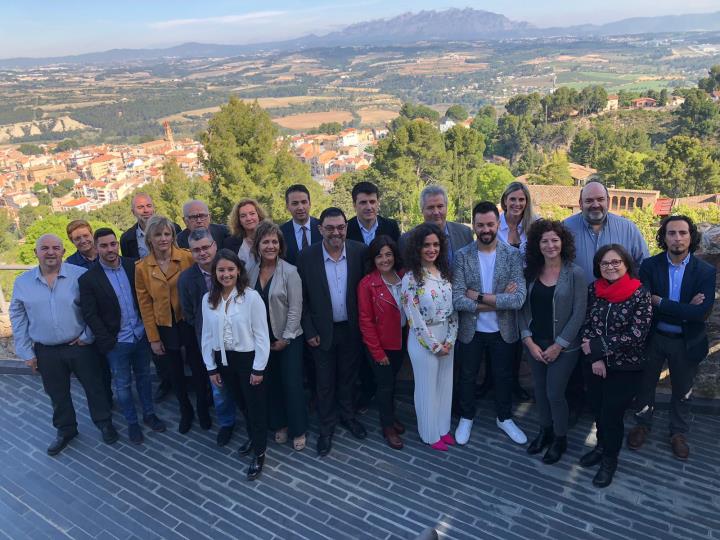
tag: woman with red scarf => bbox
[580,244,652,488]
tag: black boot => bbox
[579,445,604,468]
[178,408,194,434]
[527,427,554,455]
[592,456,617,488]
[237,439,252,456]
[247,453,265,481]
[542,435,567,464]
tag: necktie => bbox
[301,226,309,249]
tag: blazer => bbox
[347,215,401,244]
[178,263,209,344]
[296,239,367,351]
[134,246,194,343]
[518,262,588,351]
[120,222,181,260]
[452,240,526,344]
[78,257,138,354]
[280,217,322,266]
[399,220,473,257]
[640,252,717,361]
[357,269,405,361]
[176,223,230,250]
[247,258,304,341]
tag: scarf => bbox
[594,272,642,303]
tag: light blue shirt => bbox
[136,226,149,258]
[563,212,650,284]
[9,263,94,361]
[657,252,690,334]
[359,219,379,245]
[292,220,311,251]
[322,243,348,323]
[100,260,145,343]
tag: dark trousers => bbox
[458,332,515,421]
[34,343,112,437]
[586,364,641,458]
[152,353,172,389]
[166,331,210,416]
[565,361,586,415]
[266,338,308,438]
[369,349,404,428]
[358,351,377,404]
[217,351,267,455]
[635,332,701,436]
[312,322,361,436]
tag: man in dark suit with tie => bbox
[346,181,400,245]
[296,207,368,457]
[279,184,322,265]
[79,228,166,445]
[176,200,230,249]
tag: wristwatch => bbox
[476,294,484,305]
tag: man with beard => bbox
[452,201,528,445]
[563,181,649,424]
[627,216,716,460]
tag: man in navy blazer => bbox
[279,184,322,265]
[628,215,716,460]
[346,181,400,245]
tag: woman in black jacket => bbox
[580,244,652,488]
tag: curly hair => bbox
[403,223,451,286]
[228,198,267,238]
[524,219,576,282]
[208,249,250,309]
[364,235,402,275]
[656,215,701,253]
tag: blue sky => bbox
[4,0,719,57]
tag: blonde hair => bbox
[500,182,537,235]
[144,215,177,254]
[66,219,92,239]
[229,198,267,238]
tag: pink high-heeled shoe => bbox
[441,433,456,446]
[430,440,449,451]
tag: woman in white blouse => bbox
[401,223,458,451]
[201,249,270,481]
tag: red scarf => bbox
[594,272,642,303]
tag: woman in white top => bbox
[201,249,270,481]
[401,223,458,451]
[498,181,537,254]
[222,198,265,275]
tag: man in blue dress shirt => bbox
[10,234,118,456]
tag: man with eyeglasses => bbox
[178,228,237,446]
[176,200,230,250]
[296,207,368,456]
[563,181,649,425]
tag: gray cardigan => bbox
[518,262,587,351]
[247,258,303,341]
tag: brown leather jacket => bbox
[135,246,194,342]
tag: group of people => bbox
[9,178,715,488]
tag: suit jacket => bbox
[78,257,138,354]
[452,240,526,344]
[120,222,181,260]
[296,239,367,351]
[640,252,716,360]
[399,220,473,258]
[178,263,209,344]
[176,223,230,250]
[280,217,322,266]
[347,215,401,245]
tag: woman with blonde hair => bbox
[223,198,267,274]
[498,181,537,254]
[135,216,211,433]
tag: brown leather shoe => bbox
[383,426,403,450]
[670,434,689,460]
[627,426,649,450]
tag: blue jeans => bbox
[212,379,237,428]
[106,337,154,424]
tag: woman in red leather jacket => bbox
[357,235,407,450]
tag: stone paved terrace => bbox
[0,373,719,540]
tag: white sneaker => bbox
[455,417,474,445]
[496,418,527,445]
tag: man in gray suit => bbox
[400,185,473,264]
[452,201,528,446]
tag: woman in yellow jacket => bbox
[135,215,210,433]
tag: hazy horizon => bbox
[4,0,720,59]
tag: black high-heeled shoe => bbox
[237,439,252,456]
[542,435,567,464]
[527,427,553,455]
[247,453,265,481]
[178,409,194,434]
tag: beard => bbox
[583,208,606,225]
[478,231,497,245]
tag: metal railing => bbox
[0,265,33,313]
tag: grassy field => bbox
[358,108,398,125]
[273,110,354,130]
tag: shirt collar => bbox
[34,263,70,282]
[99,259,122,271]
[666,252,691,267]
[293,220,310,233]
[499,213,522,233]
[358,218,379,235]
[322,243,347,262]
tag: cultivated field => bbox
[273,111,354,130]
[358,108,399,125]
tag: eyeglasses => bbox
[186,213,209,221]
[599,259,624,269]
[322,225,346,233]
[190,241,215,254]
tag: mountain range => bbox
[2,8,720,68]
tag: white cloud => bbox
[150,11,287,30]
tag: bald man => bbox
[10,234,118,456]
